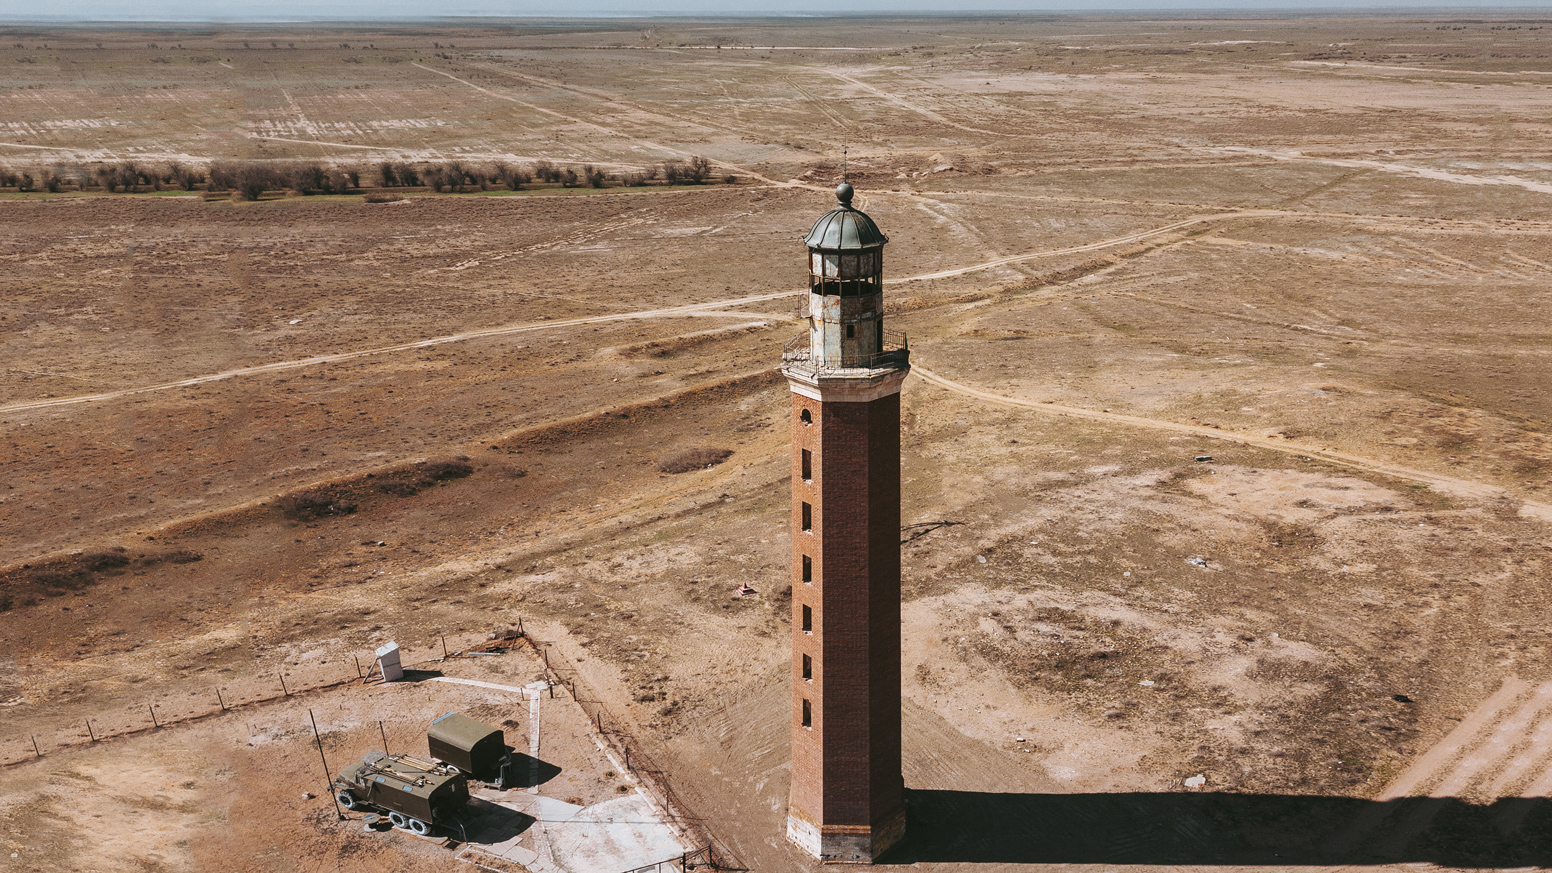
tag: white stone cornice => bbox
[782,363,909,403]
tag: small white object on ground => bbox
[289,319,302,325]
[1139,680,1155,687]
[1187,557,1209,568]
[1185,774,1207,788]
[976,555,987,563]
[1123,571,1131,577]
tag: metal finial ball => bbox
[835,182,854,205]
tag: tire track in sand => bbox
[0,290,795,415]
[410,62,802,189]
[0,212,1231,416]
[910,365,1552,523]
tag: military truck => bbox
[333,750,470,835]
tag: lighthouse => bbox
[780,183,908,863]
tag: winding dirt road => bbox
[910,365,1551,522]
[7,206,1544,528]
[0,210,1232,416]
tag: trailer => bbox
[428,712,513,787]
[333,750,470,835]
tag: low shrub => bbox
[275,487,358,520]
[80,548,130,571]
[374,457,474,496]
[658,446,733,474]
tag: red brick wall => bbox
[788,388,903,831]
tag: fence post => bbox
[441,633,449,660]
[217,688,226,711]
[31,735,41,758]
[149,703,159,729]
[86,719,96,742]
[353,655,363,678]
[309,709,344,821]
[280,673,290,697]
[379,719,390,754]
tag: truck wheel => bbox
[387,811,408,829]
[407,818,432,836]
[335,790,361,811]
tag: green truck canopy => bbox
[428,712,507,778]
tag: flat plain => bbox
[2,13,1552,873]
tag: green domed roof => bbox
[803,183,887,251]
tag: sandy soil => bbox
[3,14,1552,872]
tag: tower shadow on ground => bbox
[885,789,1552,866]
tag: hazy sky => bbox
[4,0,1551,21]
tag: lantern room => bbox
[800,183,893,369]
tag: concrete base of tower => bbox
[786,805,906,864]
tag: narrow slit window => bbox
[801,698,812,727]
[800,408,812,426]
[802,554,812,584]
[846,324,855,338]
[801,449,812,481]
[802,654,812,681]
[801,502,812,532]
[802,604,812,633]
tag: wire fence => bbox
[0,628,524,767]
[523,634,745,872]
[4,624,745,871]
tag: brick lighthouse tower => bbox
[781,183,908,863]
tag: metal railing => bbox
[781,331,909,373]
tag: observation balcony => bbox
[781,331,910,374]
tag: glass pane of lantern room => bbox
[822,254,840,278]
[840,253,859,279]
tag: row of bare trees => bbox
[0,161,204,194]
[0,157,731,198]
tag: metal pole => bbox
[310,709,344,820]
[149,704,159,729]
[31,735,40,758]
[354,654,363,678]
[86,719,95,742]
[517,616,524,636]
[216,687,226,711]
[379,719,390,754]
[280,673,289,697]
[441,634,449,660]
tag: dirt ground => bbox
[3,13,1552,873]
